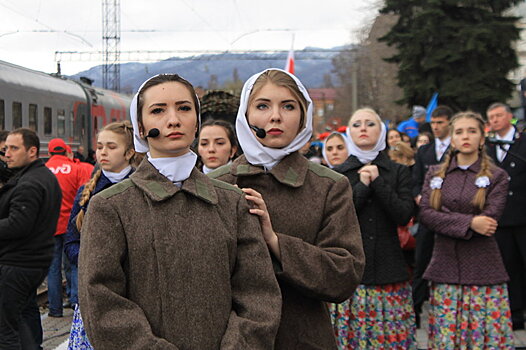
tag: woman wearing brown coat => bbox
[78,74,282,349]
[208,68,365,349]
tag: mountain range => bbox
[70,46,352,93]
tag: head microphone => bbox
[145,128,160,139]
[249,125,266,138]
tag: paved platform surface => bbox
[42,308,73,350]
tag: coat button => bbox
[511,162,516,168]
[508,176,511,181]
[369,236,374,240]
[368,218,373,222]
[509,191,514,196]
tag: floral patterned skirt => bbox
[68,304,94,350]
[329,282,416,349]
[428,283,514,349]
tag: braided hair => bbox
[430,111,495,211]
[75,120,135,231]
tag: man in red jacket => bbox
[45,138,90,317]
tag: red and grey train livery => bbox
[0,60,132,156]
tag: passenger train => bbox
[0,60,132,156]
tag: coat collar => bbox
[446,156,482,174]
[231,152,308,188]
[130,159,218,204]
[337,151,391,173]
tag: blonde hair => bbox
[248,70,308,129]
[348,107,382,126]
[430,111,495,211]
[389,141,415,165]
[75,120,136,231]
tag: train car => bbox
[0,60,132,157]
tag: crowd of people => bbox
[0,68,524,350]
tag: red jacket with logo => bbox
[46,155,91,235]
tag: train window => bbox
[12,102,22,129]
[29,104,38,132]
[0,100,4,130]
[70,111,79,141]
[44,107,52,135]
[57,109,65,136]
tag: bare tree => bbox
[333,9,409,123]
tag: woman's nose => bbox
[269,107,282,123]
[167,108,181,126]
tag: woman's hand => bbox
[360,165,379,181]
[358,164,379,186]
[241,188,281,260]
[470,215,498,236]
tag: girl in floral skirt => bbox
[419,111,514,349]
[330,108,416,349]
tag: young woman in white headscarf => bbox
[208,68,365,349]
[78,74,281,350]
[322,131,350,169]
[329,108,416,349]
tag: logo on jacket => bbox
[49,164,72,174]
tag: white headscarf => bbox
[345,111,387,165]
[130,74,201,153]
[322,132,351,169]
[236,68,313,170]
[129,74,200,183]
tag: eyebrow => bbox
[200,137,227,141]
[254,98,297,103]
[148,100,192,108]
[97,141,118,145]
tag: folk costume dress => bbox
[330,123,417,350]
[420,157,514,349]
[209,69,365,349]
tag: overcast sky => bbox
[0,0,379,75]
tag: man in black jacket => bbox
[487,102,526,330]
[412,105,453,327]
[0,128,62,349]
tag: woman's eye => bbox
[283,103,295,111]
[179,105,192,111]
[217,141,226,146]
[352,122,361,128]
[327,146,333,152]
[109,146,117,150]
[199,142,208,147]
[337,145,345,150]
[256,103,268,110]
[367,122,376,127]
[151,108,164,114]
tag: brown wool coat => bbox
[78,159,282,350]
[209,152,365,350]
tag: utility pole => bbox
[102,0,120,92]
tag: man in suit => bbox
[487,102,526,330]
[412,105,454,327]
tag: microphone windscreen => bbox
[147,128,160,138]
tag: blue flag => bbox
[426,92,439,122]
